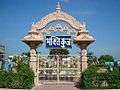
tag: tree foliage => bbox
[78,65,120,89]
[98,55,114,64]
[87,52,98,66]
[49,48,69,55]
[22,52,30,57]
[0,63,34,89]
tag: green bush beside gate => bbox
[0,63,34,89]
[79,65,120,89]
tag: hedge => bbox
[0,63,34,89]
[78,65,120,89]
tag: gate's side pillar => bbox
[22,27,43,86]
[29,46,38,85]
[74,23,95,72]
[81,47,88,72]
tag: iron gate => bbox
[37,55,81,84]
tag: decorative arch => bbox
[22,2,95,86]
[32,11,83,30]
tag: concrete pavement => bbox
[32,82,80,90]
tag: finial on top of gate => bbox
[82,21,87,31]
[56,1,61,12]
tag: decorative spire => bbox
[83,21,86,28]
[56,2,61,12]
[82,21,88,32]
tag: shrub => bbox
[0,70,8,88]
[79,65,120,89]
[0,63,34,89]
[7,72,21,89]
[17,63,34,89]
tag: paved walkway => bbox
[33,82,80,90]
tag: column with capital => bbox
[74,24,95,72]
[22,29,43,86]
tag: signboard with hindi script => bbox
[46,36,72,48]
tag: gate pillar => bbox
[22,28,43,86]
[75,23,95,72]
[29,46,38,85]
[80,47,88,72]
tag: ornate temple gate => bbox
[22,2,95,86]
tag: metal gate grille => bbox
[38,55,81,84]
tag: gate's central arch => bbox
[22,2,95,86]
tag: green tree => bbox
[22,52,30,57]
[87,52,98,66]
[21,52,30,64]
[12,56,19,63]
[98,55,114,64]
[49,48,69,56]
[49,48,69,58]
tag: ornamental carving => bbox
[32,11,83,30]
